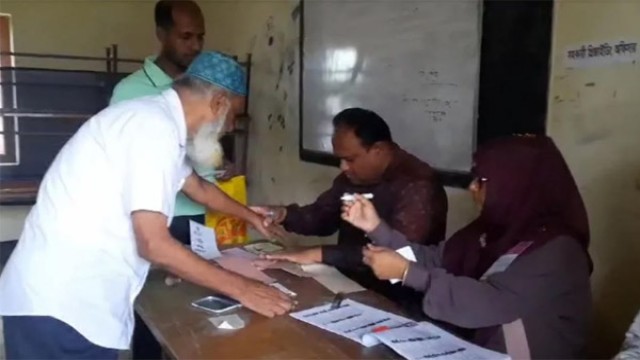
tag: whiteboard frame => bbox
[298,0,553,188]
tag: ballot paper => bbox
[368,322,511,360]
[291,300,510,360]
[276,262,314,277]
[214,255,276,284]
[301,264,366,294]
[189,220,221,260]
[209,314,245,330]
[300,263,335,275]
[221,247,259,260]
[390,246,417,284]
[290,299,415,347]
[252,260,314,278]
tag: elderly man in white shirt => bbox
[0,51,293,360]
[616,310,640,360]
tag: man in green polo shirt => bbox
[111,0,237,246]
[111,0,202,104]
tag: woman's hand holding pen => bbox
[341,195,381,233]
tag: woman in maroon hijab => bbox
[342,135,592,359]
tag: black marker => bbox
[331,292,345,310]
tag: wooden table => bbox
[136,265,405,359]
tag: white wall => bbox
[547,1,640,356]
[0,206,29,242]
[0,0,155,71]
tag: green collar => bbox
[142,56,173,88]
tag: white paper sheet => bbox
[221,247,259,260]
[371,322,511,360]
[290,299,415,347]
[291,300,510,360]
[189,220,221,260]
[301,264,366,294]
[276,262,314,277]
[300,263,335,275]
[214,255,276,284]
[564,40,640,69]
[209,314,245,330]
[390,246,417,284]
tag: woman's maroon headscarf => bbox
[441,135,591,279]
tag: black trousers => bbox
[132,214,204,360]
[3,316,119,360]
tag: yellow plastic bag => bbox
[205,175,249,245]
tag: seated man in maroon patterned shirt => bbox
[253,107,448,310]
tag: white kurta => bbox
[616,310,640,360]
[0,89,192,350]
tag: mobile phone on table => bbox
[191,295,242,314]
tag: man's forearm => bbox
[145,234,248,299]
[200,178,258,224]
[283,204,340,236]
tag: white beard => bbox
[186,112,227,170]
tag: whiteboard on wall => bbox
[301,0,482,172]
